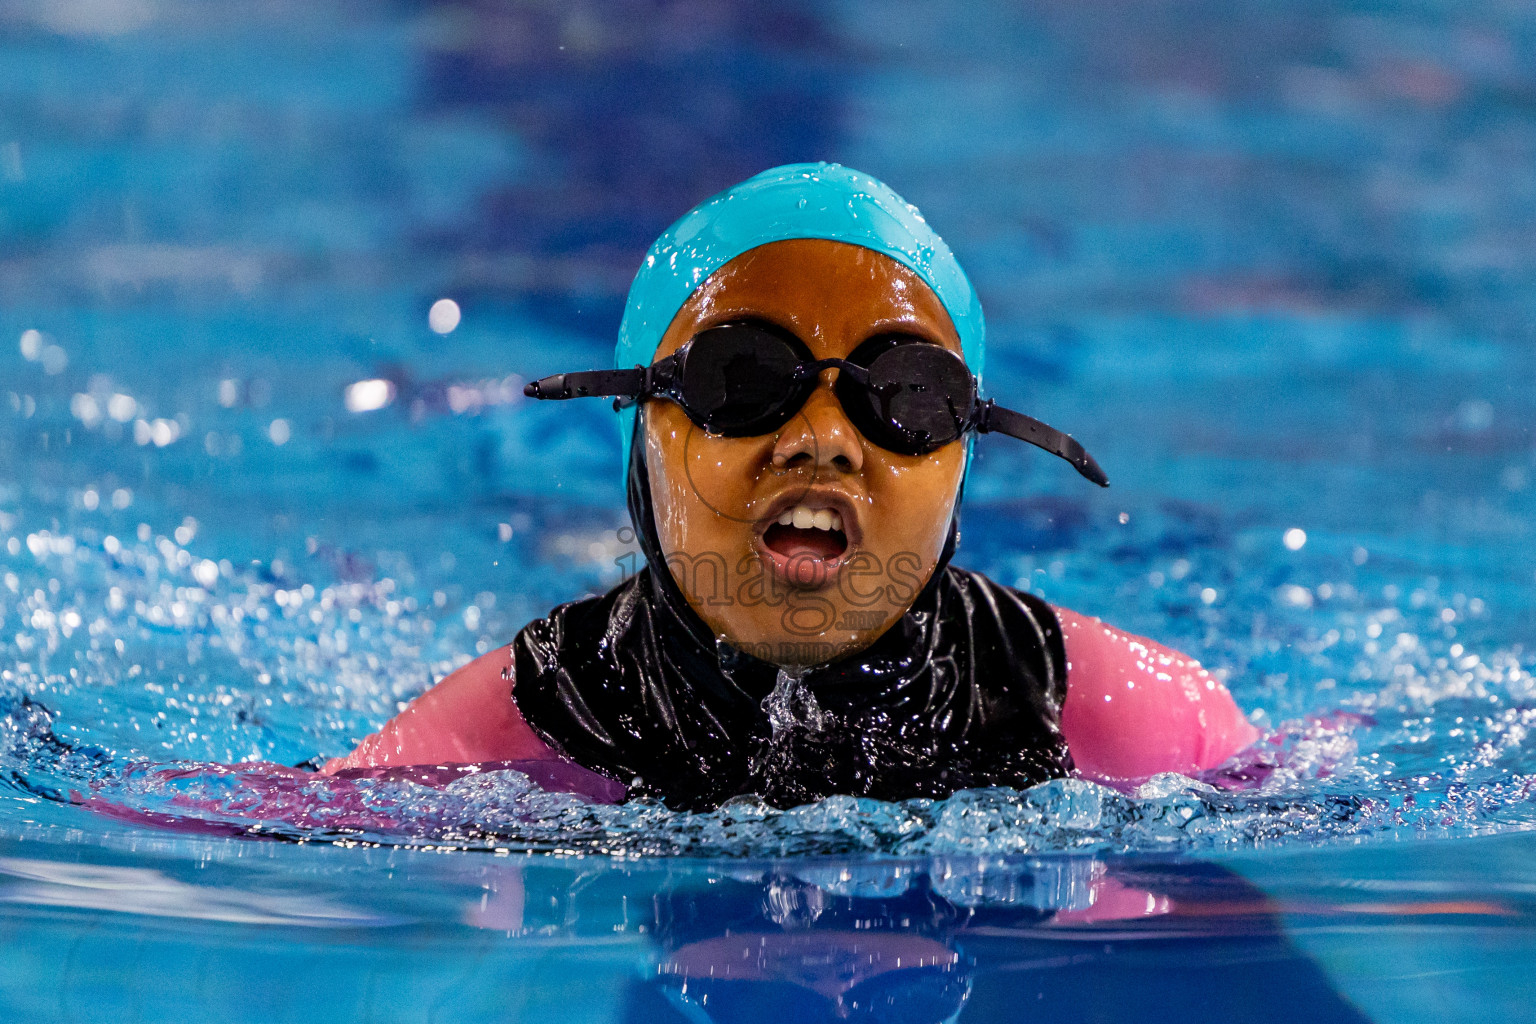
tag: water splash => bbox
[762,667,830,739]
[0,690,1526,859]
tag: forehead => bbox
[656,238,963,358]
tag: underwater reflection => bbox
[621,857,1369,1024]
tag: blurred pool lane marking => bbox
[83,244,265,294]
[0,856,399,928]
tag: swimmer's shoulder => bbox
[1050,606,1259,782]
[322,643,554,773]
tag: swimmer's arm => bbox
[319,647,556,773]
[1053,606,1259,785]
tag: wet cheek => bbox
[647,439,698,554]
[659,449,751,557]
[863,460,960,552]
[866,455,960,500]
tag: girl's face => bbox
[643,238,967,667]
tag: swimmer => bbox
[321,164,1257,809]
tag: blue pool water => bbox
[2,0,1536,1020]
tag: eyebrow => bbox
[861,319,957,350]
[690,313,954,352]
[691,311,800,341]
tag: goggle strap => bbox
[976,400,1110,487]
[523,367,647,401]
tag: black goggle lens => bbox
[844,338,975,454]
[682,323,810,435]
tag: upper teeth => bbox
[777,505,843,532]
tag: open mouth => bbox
[762,504,849,561]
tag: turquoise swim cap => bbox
[615,163,986,472]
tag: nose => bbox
[772,374,864,475]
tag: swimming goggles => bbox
[524,319,1108,486]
